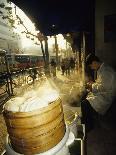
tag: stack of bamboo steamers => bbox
[3,97,66,154]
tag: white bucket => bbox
[6,127,70,155]
[68,113,78,138]
[63,106,79,138]
[66,131,75,147]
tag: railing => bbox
[0,49,45,106]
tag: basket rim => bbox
[3,98,62,118]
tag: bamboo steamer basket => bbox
[3,98,66,154]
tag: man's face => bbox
[89,61,98,70]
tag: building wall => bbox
[0,0,41,55]
[95,0,116,69]
[0,22,20,52]
[0,0,21,52]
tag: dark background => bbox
[11,0,95,35]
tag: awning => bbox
[11,0,94,35]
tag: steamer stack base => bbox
[5,127,71,155]
[3,89,84,155]
[4,125,85,155]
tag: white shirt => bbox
[87,63,116,115]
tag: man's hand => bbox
[86,81,94,92]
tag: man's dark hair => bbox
[86,53,100,66]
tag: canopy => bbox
[11,0,94,35]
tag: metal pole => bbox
[54,35,58,65]
[81,32,86,88]
[4,50,14,95]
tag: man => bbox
[50,59,57,77]
[81,53,116,132]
